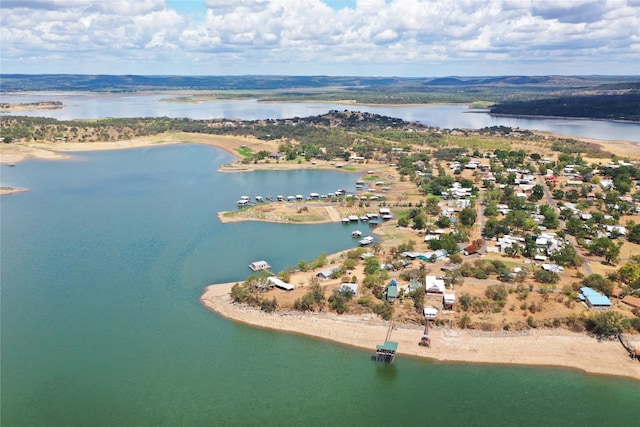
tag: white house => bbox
[425,275,446,294]
[317,266,341,280]
[423,306,438,320]
[268,276,294,291]
[443,293,456,310]
[605,225,626,236]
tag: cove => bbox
[1,144,638,426]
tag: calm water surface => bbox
[1,145,638,426]
[1,92,639,142]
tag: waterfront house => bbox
[385,279,398,302]
[443,293,456,310]
[317,266,341,280]
[579,287,612,309]
[425,275,445,295]
[268,276,294,291]
[340,283,358,295]
[541,263,564,274]
[423,306,438,320]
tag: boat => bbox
[248,260,271,271]
[348,215,359,222]
[359,236,375,246]
[352,230,362,237]
[342,217,350,223]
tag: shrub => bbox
[260,297,278,313]
[328,287,354,314]
[459,293,472,311]
[374,301,394,320]
[534,269,560,284]
[459,314,472,329]
[584,311,627,337]
[485,284,508,301]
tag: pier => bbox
[375,320,398,363]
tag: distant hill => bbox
[423,75,595,87]
[0,74,410,92]
[2,74,637,93]
[490,92,640,121]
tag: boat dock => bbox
[375,320,398,363]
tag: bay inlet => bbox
[1,144,638,426]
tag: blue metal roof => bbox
[586,294,611,307]
[580,287,600,297]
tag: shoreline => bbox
[490,112,640,125]
[0,186,29,195]
[1,127,638,167]
[2,132,639,379]
[201,282,640,381]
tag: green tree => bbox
[604,242,622,266]
[428,233,459,254]
[627,222,640,244]
[534,269,560,284]
[529,184,544,202]
[364,256,380,275]
[588,237,615,257]
[585,311,627,337]
[618,257,640,285]
[435,215,451,228]
[458,207,477,227]
[412,214,426,230]
[309,277,326,307]
[328,287,354,314]
[550,245,581,267]
[582,274,614,297]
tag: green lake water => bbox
[1,145,638,426]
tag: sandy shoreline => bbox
[1,127,639,165]
[2,131,640,379]
[0,186,29,195]
[201,283,640,381]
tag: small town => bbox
[226,131,640,359]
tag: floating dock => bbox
[248,260,271,271]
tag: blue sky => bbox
[1,0,638,76]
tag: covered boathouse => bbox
[375,341,398,363]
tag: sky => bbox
[1,0,639,77]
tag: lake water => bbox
[1,92,639,142]
[1,144,638,426]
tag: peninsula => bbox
[2,110,639,381]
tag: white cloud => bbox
[1,0,638,75]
